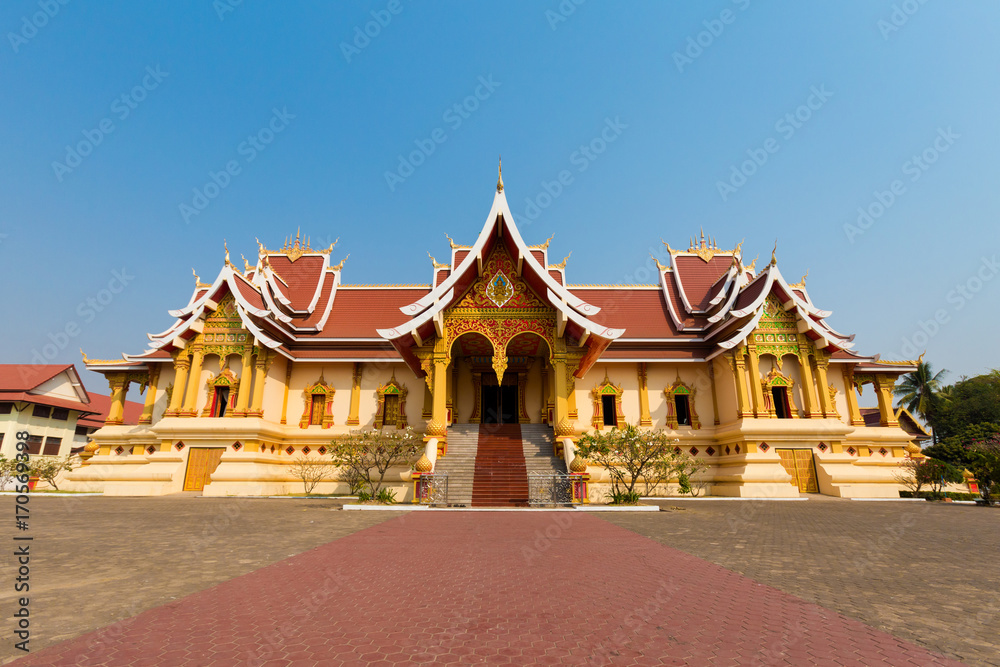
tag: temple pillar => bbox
[451,363,459,424]
[728,351,751,419]
[637,362,652,427]
[279,360,292,425]
[553,354,572,457]
[347,362,362,425]
[540,364,548,424]
[567,377,578,420]
[796,347,819,418]
[105,373,130,425]
[166,352,190,417]
[181,345,205,417]
[248,349,269,417]
[746,347,766,417]
[138,365,160,425]
[814,355,835,417]
[708,362,720,425]
[843,367,864,426]
[425,353,450,454]
[875,375,899,427]
[234,347,254,417]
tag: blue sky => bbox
[1,0,997,394]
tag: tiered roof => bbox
[85,170,914,376]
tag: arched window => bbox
[374,376,408,429]
[761,369,799,419]
[299,375,335,428]
[590,376,624,430]
[664,378,701,430]
[201,367,240,418]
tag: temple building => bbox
[73,169,919,500]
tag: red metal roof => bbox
[0,364,71,392]
[319,288,431,338]
[672,256,733,311]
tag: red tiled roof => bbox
[77,394,144,428]
[672,256,733,311]
[569,290,684,338]
[320,289,431,338]
[0,364,71,392]
[267,255,326,310]
[0,391,95,415]
[233,272,266,311]
[733,274,768,311]
[548,270,563,285]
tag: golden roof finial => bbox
[80,348,89,364]
[223,240,231,266]
[242,254,252,273]
[700,228,706,248]
[428,252,448,270]
[497,155,504,193]
[550,251,572,270]
[771,240,778,266]
[332,254,349,272]
[661,238,676,254]
[530,234,554,250]
[651,253,668,272]
[747,254,758,274]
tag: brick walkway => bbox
[10,511,967,666]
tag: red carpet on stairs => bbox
[471,424,529,507]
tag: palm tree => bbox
[894,360,947,426]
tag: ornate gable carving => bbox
[452,245,548,311]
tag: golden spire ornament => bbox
[497,155,504,193]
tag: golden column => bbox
[138,365,161,425]
[105,373,130,425]
[539,364,548,423]
[347,362,362,425]
[796,347,819,419]
[874,375,899,427]
[746,346,767,417]
[181,345,205,417]
[166,351,190,417]
[708,361,720,425]
[279,360,292,425]
[727,351,751,418]
[248,349,269,417]
[233,346,254,417]
[814,355,835,417]
[637,362,652,427]
[843,368,865,426]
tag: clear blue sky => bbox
[2,1,997,394]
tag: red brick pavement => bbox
[12,512,966,666]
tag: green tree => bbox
[575,424,697,503]
[329,428,420,500]
[967,434,1000,505]
[914,458,963,498]
[29,455,78,491]
[894,360,947,426]
[923,422,1000,468]
[932,370,1000,442]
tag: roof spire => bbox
[497,155,504,193]
[771,240,778,266]
[223,239,231,266]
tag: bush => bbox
[609,490,640,505]
[356,489,371,503]
[375,488,397,504]
[900,491,977,501]
[329,428,420,498]
[29,455,78,491]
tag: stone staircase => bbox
[434,424,480,507]
[472,424,529,507]
[435,424,566,507]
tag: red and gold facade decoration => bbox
[664,378,702,430]
[590,376,625,430]
[442,245,556,385]
[374,376,408,429]
[200,367,240,417]
[299,375,335,429]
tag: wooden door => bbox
[183,448,225,491]
[776,448,819,493]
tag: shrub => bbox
[375,488,397,504]
[329,428,420,498]
[29,455,78,491]
[288,454,335,495]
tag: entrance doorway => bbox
[183,448,226,491]
[776,448,818,493]
[482,383,518,424]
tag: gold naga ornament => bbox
[485,271,514,307]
